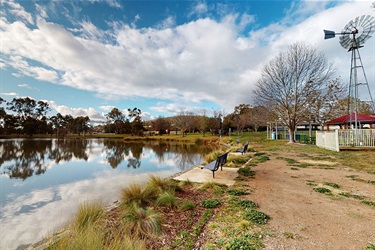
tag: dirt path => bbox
[247,152,375,250]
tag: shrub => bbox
[238,200,259,209]
[227,189,250,196]
[201,199,221,208]
[245,210,270,224]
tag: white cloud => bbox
[48,101,106,123]
[0,1,373,115]
[2,0,34,25]
[0,92,18,96]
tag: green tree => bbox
[128,107,144,136]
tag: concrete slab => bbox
[173,165,238,186]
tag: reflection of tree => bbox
[0,139,217,180]
[1,140,52,180]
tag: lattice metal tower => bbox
[324,15,375,128]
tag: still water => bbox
[0,138,213,249]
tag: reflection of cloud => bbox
[0,169,178,249]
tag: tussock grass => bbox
[120,183,158,206]
[72,201,104,231]
[178,200,195,211]
[121,203,163,238]
[156,191,178,207]
[147,175,179,193]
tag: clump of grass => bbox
[339,192,365,200]
[201,199,221,208]
[156,191,178,207]
[227,189,250,196]
[179,200,195,211]
[147,175,179,193]
[361,200,375,208]
[244,210,270,224]
[367,243,375,250]
[276,156,298,165]
[198,181,227,193]
[204,150,224,163]
[122,203,163,238]
[238,166,256,177]
[294,163,313,168]
[72,201,104,230]
[179,179,193,187]
[323,182,341,189]
[291,167,299,170]
[121,183,158,206]
[238,200,259,209]
[313,187,332,194]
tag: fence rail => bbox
[338,129,375,147]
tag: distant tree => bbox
[6,97,51,135]
[172,110,195,137]
[254,42,336,143]
[128,107,144,136]
[105,108,128,134]
[152,116,170,135]
[248,106,271,132]
[197,109,209,136]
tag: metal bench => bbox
[202,152,228,178]
[236,141,249,155]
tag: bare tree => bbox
[254,42,336,143]
[172,110,195,137]
[248,106,270,132]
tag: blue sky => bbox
[1,0,374,124]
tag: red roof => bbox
[327,113,375,125]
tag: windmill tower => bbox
[324,15,375,129]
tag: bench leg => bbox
[212,171,215,178]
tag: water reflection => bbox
[0,139,213,180]
[0,139,215,249]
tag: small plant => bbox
[291,167,299,170]
[179,200,195,211]
[367,243,375,250]
[227,189,250,196]
[225,233,261,250]
[122,203,163,238]
[238,200,259,209]
[238,166,256,177]
[313,187,332,194]
[276,156,297,165]
[324,182,341,189]
[156,191,178,207]
[73,201,104,230]
[339,192,365,200]
[121,183,158,206]
[245,210,270,224]
[201,199,221,208]
[258,155,270,163]
[361,200,375,207]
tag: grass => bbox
[201,199,222,208]
[244,210,270,224]
[313,187,332,194]
[323,182,341,189]
[72,201,104,230]
[156,191,178,207]
[361,200,375,208]
[120,183,158,206]
[122,203,163,238]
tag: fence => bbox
[338,129,375,148]
[316,130,339,152]
[316,129,375,151]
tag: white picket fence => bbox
[316,129,375,151]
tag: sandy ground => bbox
[247,152,375,250]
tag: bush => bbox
[245,210,270,224]
[238,200,259,209]
[227,189,250,196]
[201,199,221,208]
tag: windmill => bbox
[324,15,375,129]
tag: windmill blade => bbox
[339,15,375,49]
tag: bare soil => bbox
[247,151,375,250]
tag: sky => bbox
[1,0,374,124]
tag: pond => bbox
[0,138,215,249]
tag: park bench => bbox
[236,141,249,155]
[202,152,228,178]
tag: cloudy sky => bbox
[1,0,374,123]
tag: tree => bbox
[128,107,144,136]
[248,106,270,132]
[172,111,195,137]
[152,116,170,135]
[105,108,127,134]
[254,42,336,143]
